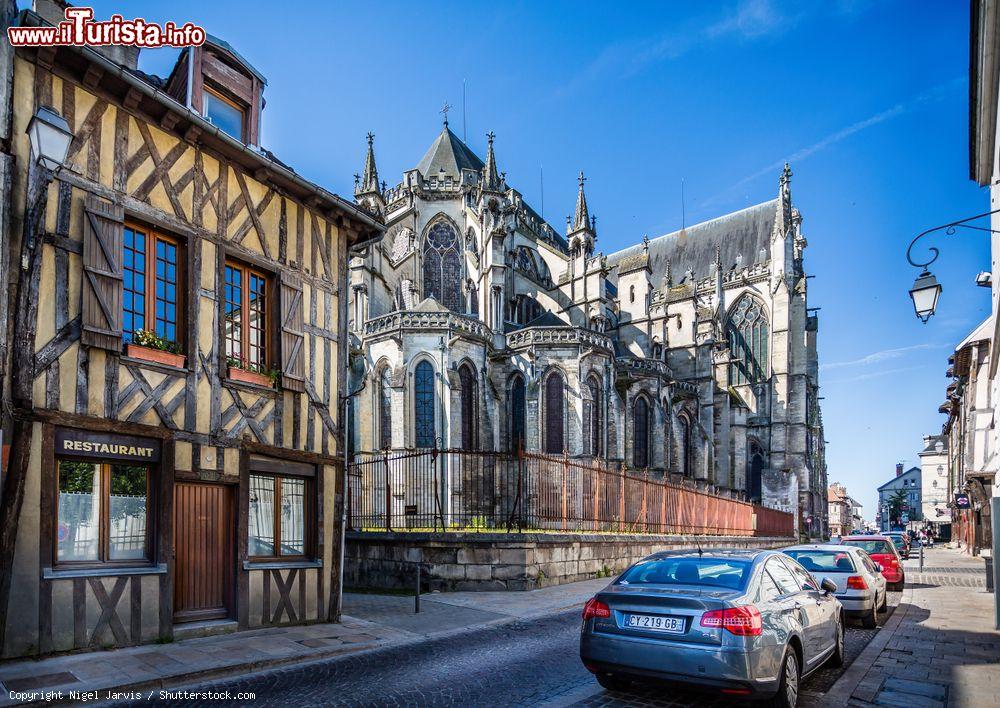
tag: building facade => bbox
[877,465,922,533]
[918,434,950,537]
[0,1,381,658]
[347,124,827,535]
[827,482,861,538]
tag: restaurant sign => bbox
[55,428,161,463]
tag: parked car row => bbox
[579,534,906,707]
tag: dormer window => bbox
[204,86,246,142]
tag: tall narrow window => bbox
[678,414,693,477]
[544,372,565,454]
[585,375,602,458]
[122,224,182,346]
[748,441,765,501]
[459,363,478,449]
[509,374,526,453]
[378,366,392,450]
[414,361,436,448]
[633,396,650,469]
[225,262,271,369]
[422,220,463,312]
[727,295,769,385]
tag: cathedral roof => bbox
[416,126,485,179]
[606,199,778,286]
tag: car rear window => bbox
[842,540,892,555]
[888,537,906,547]
[618,557,750,589]
[785,550,857,573]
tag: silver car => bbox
[579,550,843,707]
[782,544,887,628]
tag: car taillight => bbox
[583,598,611,620]
[846,575,867,590]
[700,605,762,636]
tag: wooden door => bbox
[173,483,233,622]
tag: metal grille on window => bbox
[414,361,436,448]
[459,364,477,449]
[422,221,463,312]
[633,396,650,468]
[544,372,564,454]
[378,367,392,450]
[727,295,769,384]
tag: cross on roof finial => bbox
[440,102,452,126]
[487,130,495,144]
[366,131,374,146]
[578,171,587,187]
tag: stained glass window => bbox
[459,364,477,449]
[510,374,526,453]
[585,375,602,457]
[422,221,463,312]
[678,414,693,477]
[378,366,392,450]
[728,295,769,385]
[544,372,564,454]
[414,361,436,448]
[633,396,650,469]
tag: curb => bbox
[9,600,588,708]
[819,584,914,708]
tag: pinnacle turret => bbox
[573,171,591,232]
[481,131,503,193]
[355,132,384,216]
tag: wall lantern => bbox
[26,105,73,172]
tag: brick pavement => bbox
[822,546,1000,708]
[0,576,608,706]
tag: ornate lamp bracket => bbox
[906,207,1000,270]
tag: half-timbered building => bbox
[0,1,382,658]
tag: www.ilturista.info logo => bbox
[7,7,206,48]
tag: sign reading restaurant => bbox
[55,427,161,463]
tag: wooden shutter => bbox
[81,196,124,350]
[279,272,305,392]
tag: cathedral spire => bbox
[359,132,380,195]
[573,171,591,232]
[776,162,793,235]
[354,132,384,217]
[481,131,503,193]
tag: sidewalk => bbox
[824,546,1000,708]
[0,578,607,706]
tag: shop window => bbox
[123,223,183,346]
[248,474,311,558]
[225,261,271,370]
[56,460,151,565]
[204,86,246,142]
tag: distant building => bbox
[877,464,922,532]
[827,482,862,537]
[918,434,950,537]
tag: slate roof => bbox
[416,126,485,179]
[606,199,779,286]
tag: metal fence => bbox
[347,449,793,537]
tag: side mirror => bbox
[820,577,838,594]
[874,563,883,573]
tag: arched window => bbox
[748,441,765,501]
[414,361,436,448]
[544,372,565,454]
[423,220,463,312]
[678,413,693,477]
[633,396,650,469]
[585,375,602,457]
[459,363,478,449]
[509,374,526,453]
[727,295,769,385]
[377,366,392,450]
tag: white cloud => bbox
[824,364,932,386]
[821,343,948,371]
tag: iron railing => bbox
[347,449,793,537]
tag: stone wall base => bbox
[345,531,795,592]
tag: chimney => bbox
[896,463,904,477]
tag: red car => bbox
[840,535,905,590]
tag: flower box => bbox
[127,343,185,368]
[228,365,274,388]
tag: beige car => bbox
[782,545,887,628]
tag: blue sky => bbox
[80,0,991,517]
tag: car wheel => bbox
[861,601,877,628]
[595,673,631,692]
[766,649,799,708]
[829,616,846,666]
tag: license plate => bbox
[624,614,685,634]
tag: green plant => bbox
[227,356,281,386]
[132,329,181,354]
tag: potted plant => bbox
[127,329,185,368]
[227,357,280,388]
